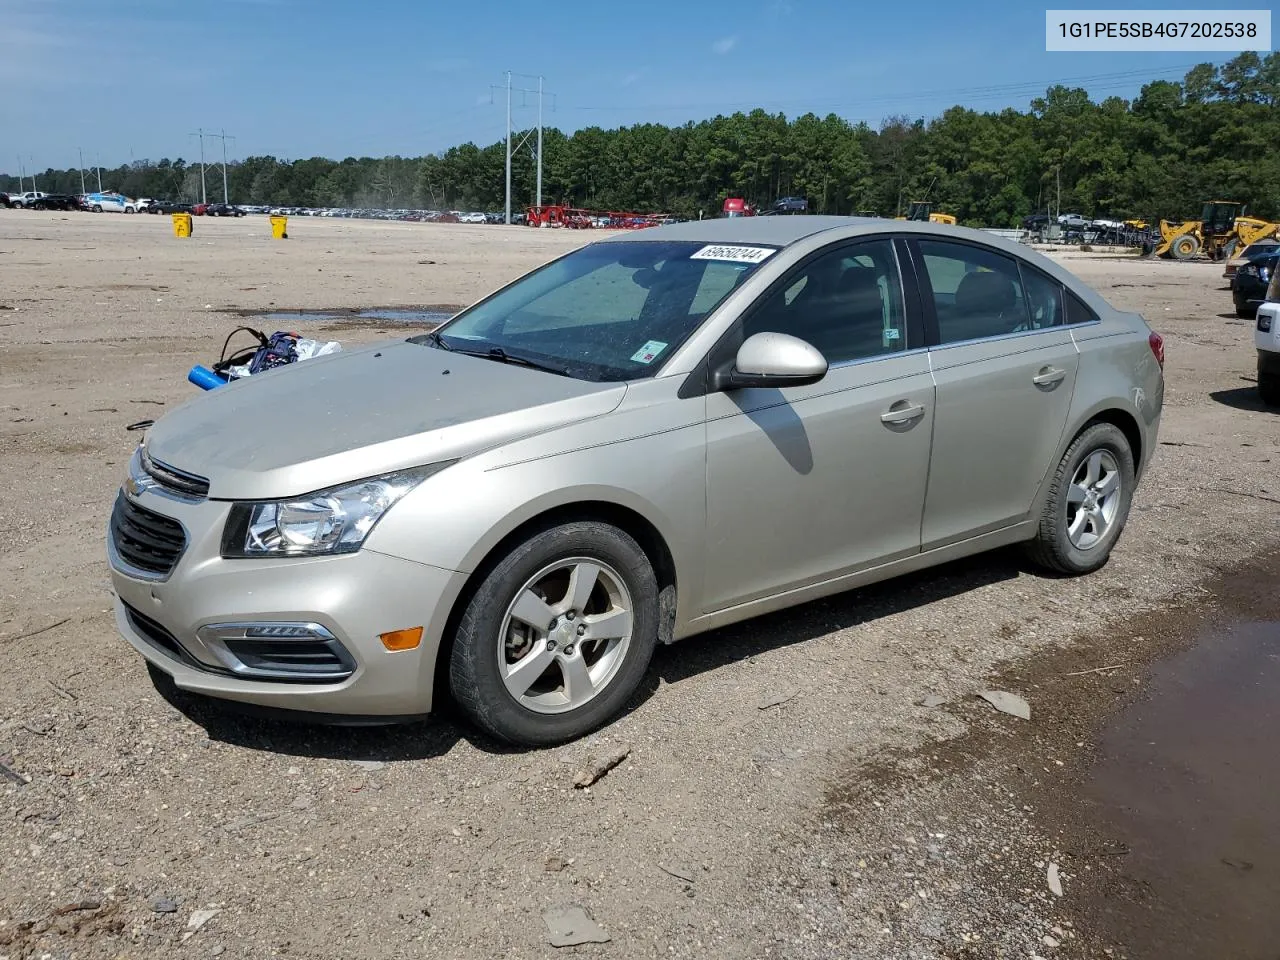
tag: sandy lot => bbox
[1,212,1277,959]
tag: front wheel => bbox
[1025,422,1136,575]
[449,521,658,746]
[92,204,102,213]
[1260,371,1280,408]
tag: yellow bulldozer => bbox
[1153,201,1279,260]
[896,200,957,226]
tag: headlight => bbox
[1260,266,1272,283]
[220,464,451,558]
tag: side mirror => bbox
[713,332,828,391]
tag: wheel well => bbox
[1083,408,1143,472]
[431,501,679,706]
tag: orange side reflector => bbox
[380,627,423,652]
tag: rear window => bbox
[1065,292,1100,326]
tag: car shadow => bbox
[650,548,1024,687]
[1210,385,1271,413]
[149,664,514,762]
[157,549,1029,760]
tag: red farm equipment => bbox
[526,205,665,230]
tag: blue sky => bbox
[0,0,1244,175]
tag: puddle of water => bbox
[1084,619,1280,959]
[354,309,452,324]
[256,309,452,326]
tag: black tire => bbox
[1260,372,1280,408]
[449,521,658,746]
[92,204,102,213]
[1025,422,1136,575]
[1237,302,1255,318]
[1170,234,1199,260]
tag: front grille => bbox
[141,449,210,499]
[110,493,187,577]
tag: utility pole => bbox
[16,157,23,194]
[190,129,207,204]
[505,71,512,224]
[488,72,553,224]
[30,157,38,192]
[536,74,543,211]
[78,148,86,195]
[204,129,236,203]
[95,156,102,191]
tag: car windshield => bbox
[411,240,773,381]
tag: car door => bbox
[909,237,1079,550]
[701,237,934,612]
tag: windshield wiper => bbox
[456,346,570,377]
[421,329,452,351]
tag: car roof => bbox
[598,215,871,247]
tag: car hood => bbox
[145,341,625,500]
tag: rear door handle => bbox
[880,400,926,425]
[1032,366,1067,387]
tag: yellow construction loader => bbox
[896,201,957,226]
[1153,201,1279,260]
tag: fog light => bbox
[380,626,423,652]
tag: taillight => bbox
[1148,331,1165,370]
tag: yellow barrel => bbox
[270,215,288,239]
[171,212,193,238]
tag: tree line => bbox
[4,54,1278,227]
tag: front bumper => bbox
[108,486,466,716]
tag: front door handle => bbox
[1032,366,1067,387]
[880,400,926,425]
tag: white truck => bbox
[1255,272,1280,406]
[10,191,47,208]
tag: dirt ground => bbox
[1,212,1277,960]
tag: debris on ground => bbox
[919,694,948,708]
[52,899,100,915]
[183,906,220,940]
[542,904,611,946]
[545,857,570,873]
[978,690,1032,720]
[152,898,179,914]
[351,760,386,771]
[572,745,631,788]
[1047,862,1064,897]
[757,689,800,710]
[0,758,29,785]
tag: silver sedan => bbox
[107,217,1164,745]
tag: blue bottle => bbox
[187,365,229,390]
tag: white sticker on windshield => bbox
[630,340,668,364]
[689,244,775,264]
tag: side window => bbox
[1019,264,1064,329]
[744,239,908,363]
[1065,291,1101,326]
[919,240,1029,344]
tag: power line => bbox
[562,62,1207,115]
[488,72,554,223]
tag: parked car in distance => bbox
[458,211,487,224]
[145,200,194,215]
[1021,213,1052,231]
[85,191,138,213]
[30,193,84,211]
[1233,248,1278,317]
[9,190,47,208]
[0,192,12,208]
[1057,212,1089,230]
[1224,238,1278,282]
[1256,273,1280,406]
[108,217,1164,746]
[205,203,245,217]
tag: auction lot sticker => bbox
[690,245,776,264]
[1046,9,1270,51]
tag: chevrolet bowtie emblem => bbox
[125,474,154,497]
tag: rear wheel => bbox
[1170,234,1200,260]
[92,204,102,213]
[449,521,658,746]
[1026,422,1136,575]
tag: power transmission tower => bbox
[205,130,236,203]
[489,73,554,224]
[189,129,208,204]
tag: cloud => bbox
[711,35,737,55]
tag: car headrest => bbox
[955,270,1016,315]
